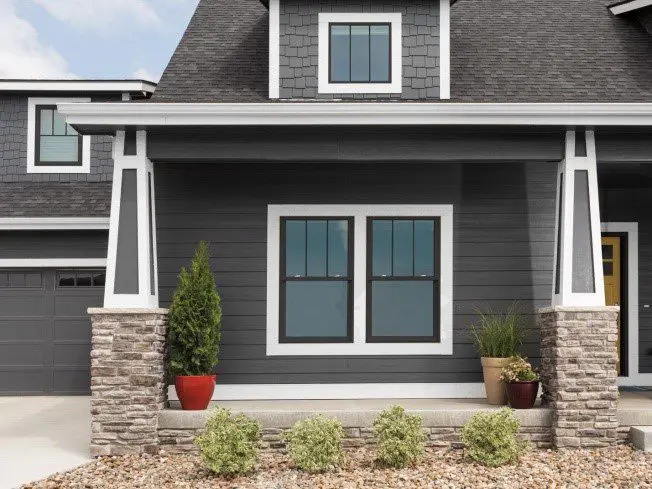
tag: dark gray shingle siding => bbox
[153,0,652,103]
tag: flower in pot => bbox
[500,356,540,409]
[168,241,222,411]
[470,303,525,405]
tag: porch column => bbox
[104,130,159,309]
[88,130,167,456]
[541,130,620,449]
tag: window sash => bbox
[35,105,83,167]
[279,217,354,343]
[366,217,441,343]
[328,23,392,84]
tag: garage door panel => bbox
[54,294,103,317]
[53,343,91,366]
[0,295,48,317]
[0,343,44,367]
[54,319,92,342]
[0,319,45,341]
[54,368,90,393]
[0,369,44,394]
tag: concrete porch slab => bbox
[630,427,652,452]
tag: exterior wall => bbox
[0,95,114,183]
[0,230,108,258]
[600,184,652,374]
[155,161,557,385]
[279,0,440,100]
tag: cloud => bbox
[34,0,161,30]
[132,67,160,83]
[0,0,74,78]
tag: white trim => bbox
[268,0,280,99]
[553,131,605,307]
[0,258,106,268]
[601,223,652,387]
[610,0,652,15]
[168,382,486,401]
[266,204,454,356]
[0,217,109,231]
[104,131,159,309]
[59,102,652,127]
[318,13,403,95]
[28,97,91,174]
[439,0,450,100]
[0,80,156,93]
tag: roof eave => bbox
[0,80,157,95]
[609,0,652,15]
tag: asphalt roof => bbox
[0,183,111,217]
[151,0,652,103]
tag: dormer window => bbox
[318,13,402,95]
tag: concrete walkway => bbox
[0,397,91,489]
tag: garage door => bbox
[0,269,105,395]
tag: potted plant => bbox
[501,356,540,409]
[168,241,222,410]
[470,303,525,405]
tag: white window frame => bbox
[318,13,403,95]
[27,97,91,174]
[267,204,453,356]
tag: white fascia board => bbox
[0,217,110,231]
[0,80,157,94]
[610,0,652,15]
[59,102,652,127]
[0,258,107,268]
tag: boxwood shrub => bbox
[284,415,345,473]
[373,405,426,468]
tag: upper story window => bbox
[318,13,402,95]
[27,98,91,174]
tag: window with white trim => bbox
[27,98,91,174]
[318,13,402,95]
[267,205,453,356]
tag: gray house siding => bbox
[155,161,557,384]
[0,231,108,259]
[279,0,440,100]
[0,95,114,183]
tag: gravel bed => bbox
[24,445,652,489]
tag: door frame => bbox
[602,222,652,386]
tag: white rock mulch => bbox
[23,445,652,489]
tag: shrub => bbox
[500,356,540,383]
[470,302,525,358]
[195,407,261,475]
[373,405,426,468]
[284,415,345,473]
[460,408,527,467]
[168,241,222,376]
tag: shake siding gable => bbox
[155,161,557,385]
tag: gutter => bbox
[58,102,652,130]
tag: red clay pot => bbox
[505,381,539,409]
[175,375,217,411]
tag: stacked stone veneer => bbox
[279,0,440,100]
[539,306,620,448]
[89,308,168,457]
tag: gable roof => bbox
[152,0,652,103]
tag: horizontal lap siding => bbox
[0,231,108,259]
[155,162,557,384]
[600,186,652,373]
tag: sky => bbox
[0,0,199,82]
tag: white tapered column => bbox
[104,130,159,308]
[552,130,604,306]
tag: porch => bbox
[158,389,652,453]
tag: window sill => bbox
[317,81,403,95]
[27,165,91,174]
[267,340,453,356]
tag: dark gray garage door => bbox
[0,269,105,395]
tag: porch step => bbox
[630,427,652,452]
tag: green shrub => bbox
[284,415,345,473]
[460,408,527,467]
[168,241,222,376]
[195,407,261,475]
[470,302,525,358]
[373,405,426,468]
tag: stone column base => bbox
[89,308,168,457]
[539,306,620,448]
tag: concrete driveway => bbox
[0,397,91,489]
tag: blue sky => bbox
[0,0,199,81]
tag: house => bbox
[0,80,156,395]
[3,0,652,453]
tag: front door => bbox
[601,235,623,375]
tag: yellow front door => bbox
[602,236,621,375]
